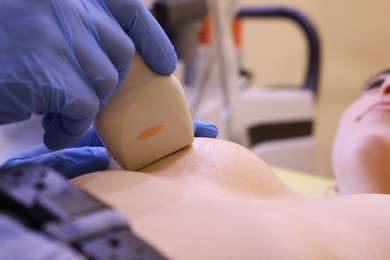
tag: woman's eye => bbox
[364,79,385,92]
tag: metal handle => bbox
[237,6,321,96]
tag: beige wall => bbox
[237,0,390,177]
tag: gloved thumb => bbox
[193,120,219,138]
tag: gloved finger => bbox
[0,82,89,150]
[69,4,134,106]
[193,120,219,138]
[103,0,177,75]
[2,147,109,179]
[86,0,136,92]
[42,87,99,150]
[32,125,103,150]
[72,37,122,106]
[2,127,103,169]
[69,126,104,148]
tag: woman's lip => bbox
[360,101,390,118]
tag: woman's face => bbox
[332,70,390,193]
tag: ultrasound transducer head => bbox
[95,52,194,171]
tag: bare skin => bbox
[333,70,390,194]
[72,138,390,259]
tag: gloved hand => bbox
[1,120,218,179]
[0,0,176,150]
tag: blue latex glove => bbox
[1,120,218,179]
[1,127,108,179]
[193,120,219,138]
[0,0,176,150]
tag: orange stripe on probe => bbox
[137,124,165,140]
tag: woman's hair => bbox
[362,68,390,92]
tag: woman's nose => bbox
[380,77,390,95]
